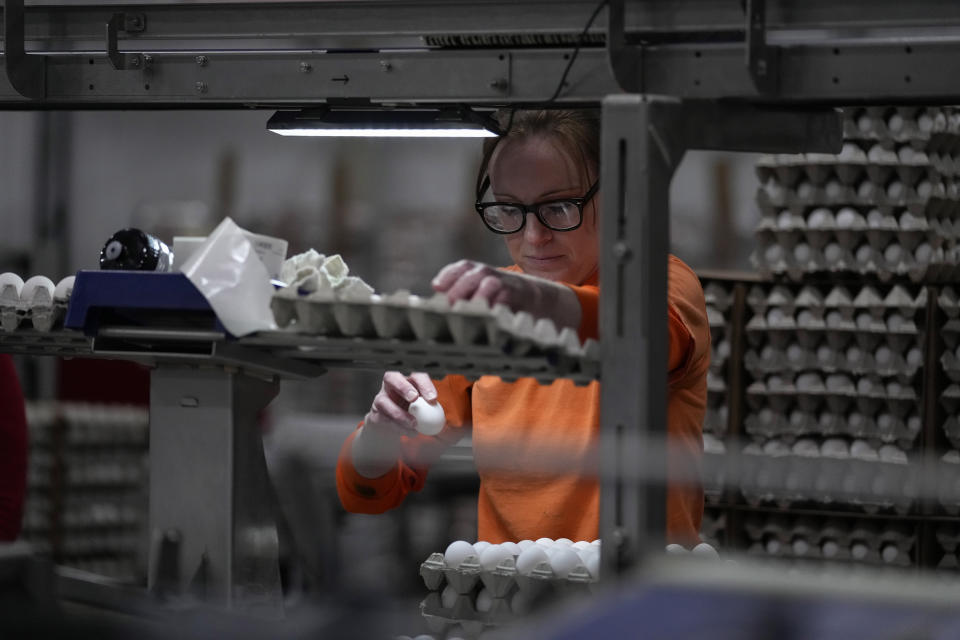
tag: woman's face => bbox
[487,135,599,285]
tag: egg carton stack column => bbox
[752,107,960,283]
[732,106,960,568]
[19,402,148,582]
[699,278,737,550]
[935,287,960,569]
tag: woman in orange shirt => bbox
[337,109,710,545]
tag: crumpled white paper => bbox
[180,217,278,336]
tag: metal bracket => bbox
[2,0,46,100]
[106,12,147,71]
[606,0,643,93]
[745,0,780,95]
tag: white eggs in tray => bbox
[0,273,76,332]
[444,540,477,570]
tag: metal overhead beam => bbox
[2,1,960,105]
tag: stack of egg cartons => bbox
[21,402,148,582]
[700,279,734,547]
[736,107,958,568]
[937,286,960,567]
[753,107,960,282]
[741,282,924,518]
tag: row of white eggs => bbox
[749,373,916,397]
[758,238,956,271]
[443,539,601,580]
[746,283,924,312]
[745,344,924,378]
[757,164,939,194]
[759,207,945,234]
[844,106,951,141]
[0,273,74,308]
[746,409,921,444]
[753,247,960,283]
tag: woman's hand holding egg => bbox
[432,260,581,330]
[352,371,444,478]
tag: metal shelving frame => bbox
[4,0,960,616]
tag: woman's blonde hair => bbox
[475,108,601,199]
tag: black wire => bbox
[548,0,609,103]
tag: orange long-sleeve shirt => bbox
[336,255,710,545]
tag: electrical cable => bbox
[547,0,610,102]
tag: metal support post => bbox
[598,96,842,580]
[148,365,283,615]
[599,95,678,578]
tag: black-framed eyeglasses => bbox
[474,179,600,234]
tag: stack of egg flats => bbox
[752,107,960,282]
[740,282,924,514]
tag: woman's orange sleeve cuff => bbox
[335,429,427,514]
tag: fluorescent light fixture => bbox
[267,108,500,138]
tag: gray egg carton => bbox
[745,409,921,449]
[271,290,598,377]
[739,441,917,513]
[745,343,924,379]
[937,452,960,515]
[0,274,74,333]
[419,552,596,598]
[746,375,918,416]
[746,283,926,317]
[841,106,946,146]
[743,512,915,566]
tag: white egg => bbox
[548,547,581,578]
[499,541,521,556]
[20,275,55,307]
[472,541,491,556]
[692,542,720,558]
[517,539,535,551]
[479,544,513,571]
[408,396,445,436]
[535,537,554,548]
[441,584,458,608]
[54,275,75,301]
[0,273,24,304]
[591,539,600,546]
[515,545,549,575]
[475,587,493,613]
[572,541,592,551]
[554,537,573,547]
[444,540,476,569]
[665,543,688,555]
[584,552,600,579]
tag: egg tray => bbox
[743,513,916,566]
[841,106,957,146]
[744,343,924,380]
[752,239,960,284]
[754,146,937,189]
[745,314,922,352]
[745,377,918,417]
[738,446,917,514]
[419,553,597,600]
[746,283,926,316]
[744,410,921,450]
[935,522,960,553]
[754,207,958,250]
[271,292,599,377]
[0,301,69,333]
[755,180,960,217]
